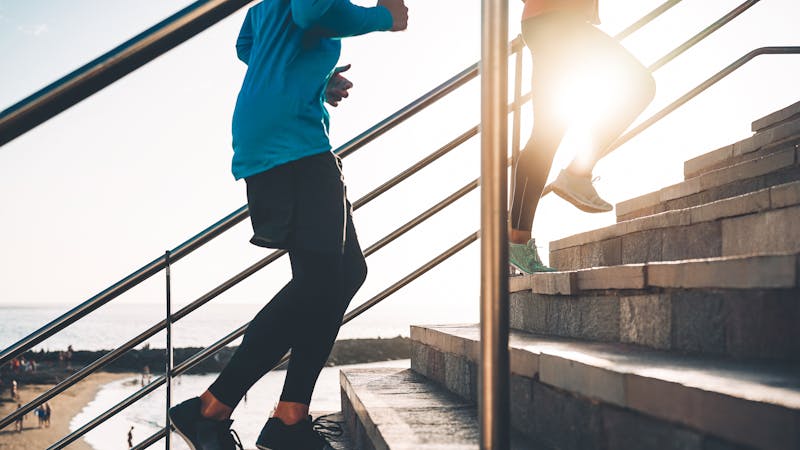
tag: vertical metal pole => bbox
[164,251,173,449]
[480,0,510,449]
[512,46,523,167]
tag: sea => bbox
[70,359,411,450]
[0,302,421,353]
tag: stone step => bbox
[618,143,799,222]
[549,180,800,270]
[411,324,800,450]
[752,99,800,133]
[339,367,534,450]
[509,253,800,360]
[684,112,800,180]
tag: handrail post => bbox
[164,250,173,449]
[480,0,510,449]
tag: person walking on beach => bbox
[509,0,655,273]
[169,1,408,449]
[127,426,134,448]
[10,379,18,401]
[43,402,52,428]
[14,404,24,432]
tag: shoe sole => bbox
[168,410,197,450]
[544,183,612,214]
[257,445,334,450]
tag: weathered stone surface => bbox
[509,274,532,293]
[770,180,800,209]
[689,188,770,223]
[617,190,660,218]
[670,291,726,355]
[602,406,704,450]
[621,229,663,264]
[752,99,800,132]
[736,118,800,156]
[723,290,800,360]
[549,246,581,270]
[620,294,671,350]
[580,238,622,268]
[648,254,797,289]
[722,205,800,256]
[340,368,534,449]
[540,295,620,342]
[685,145,734,180]
[576,264,646,290]
[662,221,722,261]
[540,353,627,407]
[531,271,577,295]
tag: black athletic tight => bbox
[510,12,655,232]
[208,218,367,406]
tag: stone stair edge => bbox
[339,367,533,450]
[683,120,800,180]
[620,143,798,219]
[752,99,800,132]
[510,252,799,294]
[550,179,800,252]
[409,324,800,450]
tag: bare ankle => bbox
[200,390,233,421]
[273,401,309,426]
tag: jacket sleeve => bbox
[291,0,393,37]
[236,9,254,64]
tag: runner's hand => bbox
[325,64,353,107]
[377,0,408,31]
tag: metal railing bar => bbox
[55,232,480,449]
[48,374,167,449]
[604,46,800,157]
[344,232,479,325]
[0,0,253,146]
[0,205,248,366]
[363,180,479,256]
[613,0,682,41]
[648,0,761,72]
[131,428,168,450]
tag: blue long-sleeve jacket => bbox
[231,0,393,180]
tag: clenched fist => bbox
[378,0,408,31]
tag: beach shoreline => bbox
[0,371,135,450]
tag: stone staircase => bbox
[334,100,800,450]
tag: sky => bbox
[1,0,800,341]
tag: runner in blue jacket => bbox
[169,1,408,449]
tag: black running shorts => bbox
[245,151,351,253]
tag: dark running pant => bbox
[510,12,655,232]
[208,217,367,406]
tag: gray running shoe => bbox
[544,169,613,213]
[169,397,243,450]
[509,239,556,274]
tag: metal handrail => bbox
[607,46,800,154]
[0,0,253,146]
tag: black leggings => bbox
[510,12,655,232]
[208,218,367,406]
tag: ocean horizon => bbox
[0,302,416,353]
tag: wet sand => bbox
[0,372,135,450]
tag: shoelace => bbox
[225,428,244,450]
[312,414,343,441]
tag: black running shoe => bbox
[256,414,342,450]
[169,397,243,450]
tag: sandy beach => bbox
[0,372,135,450]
